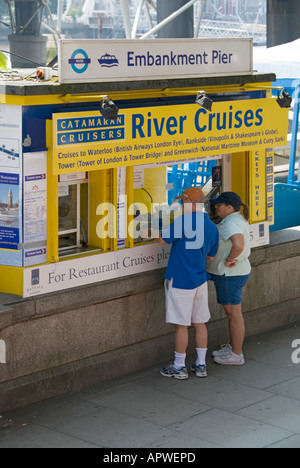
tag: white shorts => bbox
[165,278,211,326]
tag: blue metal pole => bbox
[288,84,300,185]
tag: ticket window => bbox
[131,160,226,242]
[166,158,225,219]
[54,158,229,257]
[132,166,168,244]
[58,174,89,256]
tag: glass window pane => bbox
[59,185,77,232]
[59,232,77,250]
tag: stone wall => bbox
[0,231,299,413]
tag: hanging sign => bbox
[249,149,267,223]
[58,38,253,84]
[266,149,275,226]
[52,98,288,175]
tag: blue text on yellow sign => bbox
[52,99,289,175]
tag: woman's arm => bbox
[225,234,245,267]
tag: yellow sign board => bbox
[266,149,275,226]
[52,98,288,175]
[249,149,267,223]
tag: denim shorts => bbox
[210,273,250,306]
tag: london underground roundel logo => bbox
[68,49,91,74]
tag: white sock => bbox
[174,352,186,369]
[232,351,243,358]
[196,348,207,366]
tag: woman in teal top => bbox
[207,192,251,366]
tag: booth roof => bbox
[0,73,276,97]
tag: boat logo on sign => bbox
[98,53,119,68]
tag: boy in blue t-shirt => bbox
[157,187,219,380]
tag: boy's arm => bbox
[156,234,167,245]
[207,227,220,260]
[157,215,183,246]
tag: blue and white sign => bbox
[0,172,20,251]
[23,152,47,267]
[0,104,23,266]
[58,38,253,84]
[68,49,91,74]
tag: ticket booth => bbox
[0,38,289,297]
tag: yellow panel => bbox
[266,149,275,226]
[0,94,65,106]
[0,82,275,106]
[231,151,249,204]
[249,149,267,223]
[134,167,167,211]
[52,99,289,175]
[46,120,59,263]
[0,265,23,296]
[126,166,134,249]
[89,169,115,251]
[80,182,88,238]
[89,170,105,251]
[112,168,118,251]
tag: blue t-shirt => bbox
[161,211,219,290]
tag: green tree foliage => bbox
[0,52,7,71]
[47,0,68,14]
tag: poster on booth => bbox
[0,172,20,250]
[0,105,23,266]
[23,152,47,266]
[52,98,289,175]
[0,105,21,170]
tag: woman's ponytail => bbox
[234,202,249,221]
[241,203,249,222]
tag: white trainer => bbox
[212,344,232,358]
[214,350,245,366]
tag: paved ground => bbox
[1,321,300,448]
